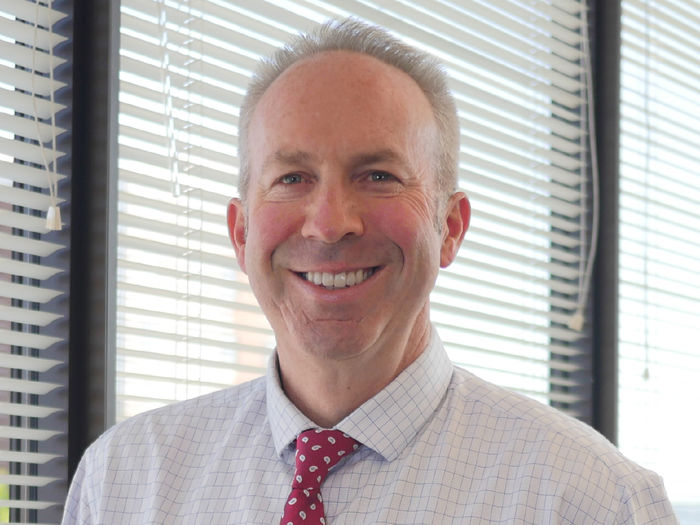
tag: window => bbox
[618,0,700,519]
[116,0,594,422]
[0,1,70,523]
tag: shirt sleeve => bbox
[615,472,679,525]
[61,451,95,525]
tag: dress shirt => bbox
[62,329,677,524]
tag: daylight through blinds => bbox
[618,0,700,515]
[117,0,592,421]
[0,0,69,522]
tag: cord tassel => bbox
[46,205,62,231]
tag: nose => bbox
[301,181,364,243]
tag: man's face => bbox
[228,51,468,365]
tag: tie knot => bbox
[293,429,359,490]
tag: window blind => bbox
[0,0,69,523]
[619,0,700,518]
[117,0,592,422]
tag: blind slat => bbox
[0,329,63,351]
[0,231,63,257]
[0,0,66,25]
[0,209,56,234]
[0,14,67,49]
[0,281,63,305]
[0,185,57,211]
[0,499,58,511]
[0,426,61,441]
[0,376,62,396]
[0,475,61,488]
[0,39,66,74]
[0,354,62,373]
[0,401,61,419]
[0,159,65,189]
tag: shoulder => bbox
[87,375,268,461]
[447,366,647,476]
[64,377,275,522]
[442,367,673,517]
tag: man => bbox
[63,18,677,524]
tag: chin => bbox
[296,320,379,360]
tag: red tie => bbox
[280,429,359,525]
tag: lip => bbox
[291,264,378,274]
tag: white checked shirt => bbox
[63,330,677,524]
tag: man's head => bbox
[237,18,460,207]
[227,19,469,389]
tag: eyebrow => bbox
[348,149,405,168]
[263,148,407,171]
[270,149,315,167]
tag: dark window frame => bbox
[66,0,623,487]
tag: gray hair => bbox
[237,17,459,204]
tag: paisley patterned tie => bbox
[280,429,359,525]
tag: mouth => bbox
[297,267,378,290]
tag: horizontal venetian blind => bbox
[117,0,592,421]
[0,0,69,523]
[618,0,700,518]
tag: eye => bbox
[368,171,395,182]
[279,173,303,185]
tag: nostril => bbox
[301,206,364,242]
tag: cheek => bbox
[246,204,301,263]
[368,198,441,258]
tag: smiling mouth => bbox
[298,268,377,290]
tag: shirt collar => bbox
[266,327,453,462]
[266,354,316,459]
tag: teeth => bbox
[346,271,356,287]
[303,269,374,289]
[322,273,334,287]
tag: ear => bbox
[227,198,248,274]
[440,192,470,268]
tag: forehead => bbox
[247,51,437,173]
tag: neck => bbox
[277,318,432,428]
